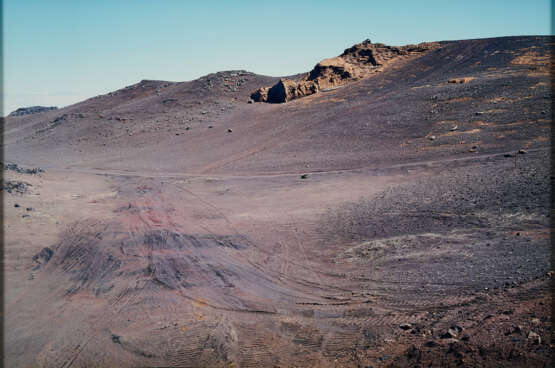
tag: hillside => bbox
[3,36,553,367]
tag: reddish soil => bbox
[2,36,553,367]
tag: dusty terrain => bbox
[2,36,553,367]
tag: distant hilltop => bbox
[8,106,58,117]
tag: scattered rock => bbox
[406,345,421,361]
[429,135,436,140]
[512,325,524,334]
[26,207,34,211]
[32,247,54,268]
[527,331,541,344]
[300,174,309,179]
[441,328,460,339]
[475,111,484,115]
[14,203,20,208]
[228,128,233,133]
[530,318,540,326]
[111,334,121,344]
[399,323,412,330]
[22,214,30,218]
[3,180,32,194]
[451,325,464,334]
[450,125,459,131]
[3,162,44,174]
[448,77,474,84]
[518,149,527,154]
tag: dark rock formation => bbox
[9,106,58,117]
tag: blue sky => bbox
[3,0,552,114]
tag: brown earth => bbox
[2,36,553,367]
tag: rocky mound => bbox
[251,39,439,103]
[8,106,58,117]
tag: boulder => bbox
[250,87,269,102]
[266,79,318,103]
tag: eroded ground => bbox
[3,36,553,367]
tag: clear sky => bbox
[2,0,552,114]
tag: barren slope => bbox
[3,36,552,367]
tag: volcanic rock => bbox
[448,77,474,84]
[8,106,57,117]
[251,39,439,103]
[528,331,541,344]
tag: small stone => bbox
[14,203,20,208]
[406,345,421,360]
[399,323,412,330]
[441,329,459,339]
[22,214,30,218]
[300,174,308,179]
[475,111,484,115]
[518,149,527,154]
[530,318,540,326]
[451,324,464,334]
[528,331,541,344]
[228,128,233,133]
[450,125,458,131]
[429,135,436,140]
[26,207,34,211]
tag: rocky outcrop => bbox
[250,86,269,102]
[8,106,58,117]
[251,39,439,103]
